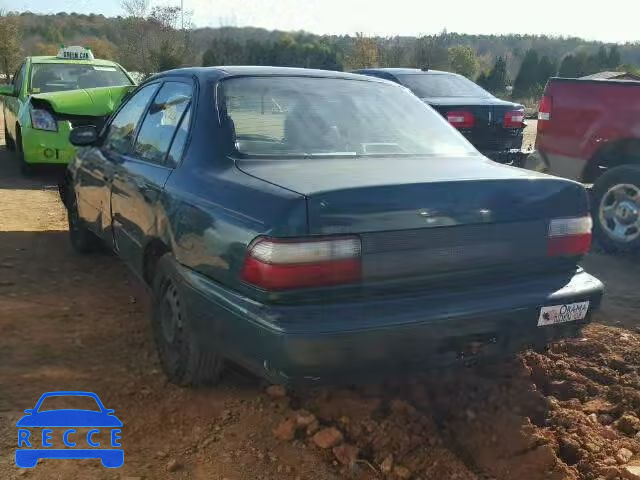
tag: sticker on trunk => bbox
[538,301,590,326]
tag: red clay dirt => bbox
[1,121,639,480]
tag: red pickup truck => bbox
[526,77,640,252]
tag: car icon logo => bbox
[15,391,123,468]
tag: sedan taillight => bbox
[548,216,592,256]
[241,236,362,290]
[503,109,525,129]
[447,110,475,129]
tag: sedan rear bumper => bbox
[177,265,603,384]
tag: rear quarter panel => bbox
[161,81,308,295]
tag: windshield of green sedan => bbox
[219,76,477,157]
[30,63,133,94]
[397,73,492,98]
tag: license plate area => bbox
[538,301,590,326]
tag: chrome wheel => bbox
[599,183,640,243]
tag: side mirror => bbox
[0,84,15,96]
[23,409,33,414]
[69,125,98,146]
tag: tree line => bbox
[0,7,639,101]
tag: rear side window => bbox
[133,82,192,165]
[105,83,159,155]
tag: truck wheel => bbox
[67,187,102,254]
[16,129,34,177]
[4,123,15,151]
[592,165,640,253]
[151,253,223,387]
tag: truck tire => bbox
[592,165,640,253]
[151,253,223,386]
[67,187,102,254]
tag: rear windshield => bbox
[219,76,476,158]
[397,73,491,98]
[30,63,133,93]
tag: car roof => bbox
[354,68,454,76]
[147,66,391,83]
[29,56,122,67]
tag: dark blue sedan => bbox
[61,66,604,386]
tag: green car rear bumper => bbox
[176,264,604,385]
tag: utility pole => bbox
[181,0,184,30]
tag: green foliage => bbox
[513,49,539,97]
[479,56,509,94]
[414,32,449,70]
[0,12,22,78]
[537,56,557,84]
[4,11,640,85]
[448,45,478,78]
[202,32,342,70]
[558,45,623,78]
[345,33,378,70]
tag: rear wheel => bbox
[592,165,640,253]
[151,254,223,386]
[67,187,102,254]
[16,128,34,177]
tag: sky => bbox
[7,0,640,43]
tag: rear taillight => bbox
[548,216,592,256]
[240,236,362,290]
[503,109,525,129]
[538,95,553,121]
[447,110,475,129]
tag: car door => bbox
[4,62,26,141]
[109,80,193,275]
[75,83,160,245]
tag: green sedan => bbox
[0,46,136,175]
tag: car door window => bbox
[166,107,191,167]
[104,83,159,155]
[12,63,25,94]
[133,82,192,165]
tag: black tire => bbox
[67,187,102,254]
[16,128,34,177]
[592,165,640,253]
[4,121,15,152]
[151,253,223,386]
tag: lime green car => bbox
[0,46,136,175]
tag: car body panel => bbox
[31,85,135,117]
[66,66,604,383]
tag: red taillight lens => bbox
[240,236,362,290]
[538,95,553,121]
[447,110,475,129]
[547,216,592,256]
[503,109,525,129]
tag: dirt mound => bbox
[266,325,640,480]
